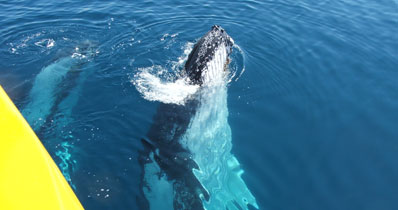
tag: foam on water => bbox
[133,65,199,105]
[34,38,55,49]
[132,42,200,105]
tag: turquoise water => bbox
[1,0,398,210]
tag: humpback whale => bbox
[139,26,258,210]
[21,42,96,184]
[22,42,96,132]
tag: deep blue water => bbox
[1,0,398,209]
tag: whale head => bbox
[185,25,234,86]
[75,40,98,59]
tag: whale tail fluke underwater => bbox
[137,26,259,210]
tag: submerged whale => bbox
[139,26,258,210]
[22,42,96,132]
[21,42,96,184]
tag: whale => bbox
[22,41,96,132]
[21,41,96,184]
[139,26,258,210]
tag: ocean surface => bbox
[1,0,398,209]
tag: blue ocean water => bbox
[1,0,398,209]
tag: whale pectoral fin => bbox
[142,151,175,210]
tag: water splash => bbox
[34,38,55,49]
[8,32,42,54]
[132,65,199,105]
[132,42,246,105]
[132,42,199,105]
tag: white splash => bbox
[8,32,42,54]
[133,66,199,105]
[34,38,55,48]
[132,42,199,105]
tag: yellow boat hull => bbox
[0,86,83,210]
